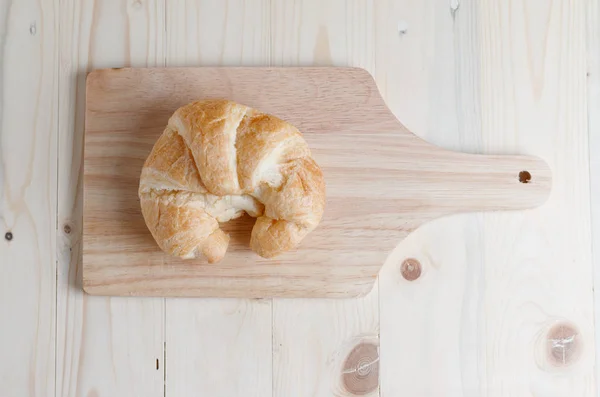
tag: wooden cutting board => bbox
[83,67,551,298]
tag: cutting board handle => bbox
[362,66,553,217]
[415,142,552,215]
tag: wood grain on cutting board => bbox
[82,66,550,298]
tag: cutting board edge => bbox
[81,276,377,299]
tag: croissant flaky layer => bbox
[138,99,326,263]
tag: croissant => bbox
[138,99,326,263]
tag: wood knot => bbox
[342,342,379,395]
[547,322,580,366]
[401,258,421,281]
[63,224,72,234]
[4,231,13,241]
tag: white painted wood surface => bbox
[0,0,596,396]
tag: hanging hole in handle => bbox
[519,170,532,184]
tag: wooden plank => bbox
[166,299,272,396]
[0,0,57,395]
[376,1,488,395]
[164,2,272,396]
[55,1,165,396]
[479,1,594,394]
[587,0,600,394]
[378,0,596,395]
[270,2,380,396]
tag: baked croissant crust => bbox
[138,99,326,263]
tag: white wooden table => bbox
[1,1,598,396]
